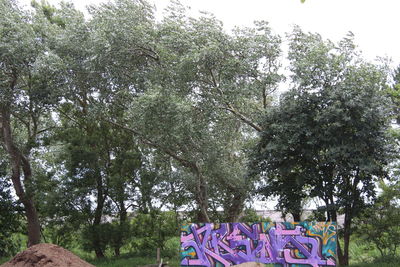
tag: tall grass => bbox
[348,238,400,267]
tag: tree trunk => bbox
[115,200,127,257]
[331,211,344,265]
[326,209,331,221]
[92,173,105,258]
[23,197,41,246]
[290,200,303,222]
[292,212,301,222]
[339,207,352,266]
[0,109,41,247]
[195,170,210,223]
[225,190,246,222]
[94,246,104,259]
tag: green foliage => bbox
[0,178,23,256]
[1,0,400,263]
[348,237,400,266]
[128,211,178,256]
[354,181,400,257]
[31,0,66,27]
[163,236,180,259]
[239,208,269,223]
[305,209,328,222]
[0,151,23,256]
[252,27,392,215]
[80,220,133,256]
[387,65,400,123]
[89,255,182,267]
[251,27,393,264]
[81,223,116,254]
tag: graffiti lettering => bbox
[181,222,336,267]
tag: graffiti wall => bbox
[181,222,336,267]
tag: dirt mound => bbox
[0,243,95,267]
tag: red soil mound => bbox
[0,243,95,267]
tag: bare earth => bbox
[0,243,95,267]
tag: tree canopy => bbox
[251,27,394,265]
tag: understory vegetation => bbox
[1,231,399,267]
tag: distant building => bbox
[255,209,344,227]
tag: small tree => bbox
[251,27,393,265]
[0,0,63,246]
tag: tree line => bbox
[1,0,399,265]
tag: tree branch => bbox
[208,68,263,132]
[225,104,263,132]
[105,119,197,170]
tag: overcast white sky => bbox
[18,0,400,67]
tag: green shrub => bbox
[0,178,24,257]
[162,236,180,259]
[353,181,400,258]
[128,211,179,256]
[239,208,270,223]
[81,223,113,253]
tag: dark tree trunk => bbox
[292,212,301,222]
[291,200,303,222]
[23,197,41,247]
[326,209,331,221]
[114,200,127,257]
[331,211,344,265]
[92,173,106,259]
[195,170,210,223]
[339,207,352,266]
[0,109,41,247]
[225,190,246,222]
[94,246,104,259]
[114,247,120,257]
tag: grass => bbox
[1,237,399,267]
[2,254,400,267]
[88,257,400,267]
[84,250,181,267]
[350,264,398,267]
[348,238,400,267]
[89,256,161,267]
[83,241,400,267]
[0,257,10,265]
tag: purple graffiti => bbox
[181,222,336,267]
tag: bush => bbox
[239,208,270,222]
[162,236,180,259]
[128,211,179,256]
[353,181,400,258]
[81,223,113,253]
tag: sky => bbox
[18,0,400,67]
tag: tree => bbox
[105,1,283,222]
[0,0,63,246]
[33,0,162,257]
[387,65,400,123]
[42,0,282,225]
[251,27,393,265]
